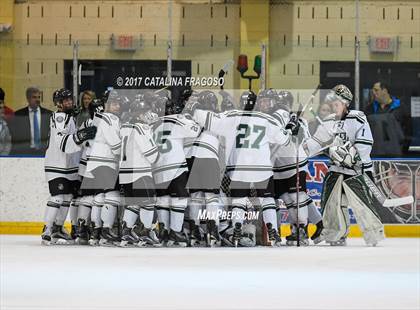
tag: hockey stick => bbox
[295,85,322,246]
[218,60,234,91]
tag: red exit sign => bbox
[369,36,397,53]
[111,34,137,51]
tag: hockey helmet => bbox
[325,84,353,106]
[256,89,278,113]
[88,98,105,119]
[277,90,294,110]
[198,90,218,111]
[239,90,257,111]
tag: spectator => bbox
[0,99,12,155]
[77,90,95,127]
[364,81,412,157]
[9,87,52,155]
[308,101,332,135]
[0,87,15,122]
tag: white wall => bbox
[0,158,49,222]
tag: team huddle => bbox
[41,84,386,248]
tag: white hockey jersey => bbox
[271,108,308,179]
[119,122,159,184]
[306,110,374,175]
[77,118,93,178]
[85,112,121,173]
[193,109,291,183]
[184,130,220,160]
[152,114,201,184]
[44,112,81,182]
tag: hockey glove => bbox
[285,113,300,136]
[329,142,360,168]
[74,126,97,145]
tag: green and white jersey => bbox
[307,110,374,175]
[152,114,201,184]
[193,109,291,183]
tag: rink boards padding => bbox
[0,157,419,236]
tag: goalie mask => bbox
[325,84,353,106]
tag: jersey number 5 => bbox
[236,124,266,149]
[155,130,172,153]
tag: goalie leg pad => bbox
[321,173,349,242]
[343,175,385,246]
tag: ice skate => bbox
[327,237,347,246]
[266,223,281,247]
[286,224,309,246]
[41,225,52,246]
[311,222,325,244]
[88,226,101,246]
[232,222,242,247]
[76,219,89,245]
[189,222,204,247]
[167,230,188,247]
[99,227,121,246]
[206,220,221,247]
[138,228,161,247]
[51,223,75,245]
[158,223,169,246]
[120,222,140,247]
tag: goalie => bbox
[304,84,385,246]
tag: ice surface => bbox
[1,235,419,310]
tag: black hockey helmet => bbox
[53,88,74,113]
[276,90,294,111]
[198,90,218,111]
[239,90,257,111]
[325,84,353,106]
[256,89,278,113]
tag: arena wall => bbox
[1,157,418,237]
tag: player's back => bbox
[86,112,121,172]
[152,114,201,184]
[119,122,158,184]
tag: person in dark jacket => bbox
[9,87,52,155]
[364,81,412,156]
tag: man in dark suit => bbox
[10,87,52,156]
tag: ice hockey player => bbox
[152,98,202,247]
[42,88,97,245]
[75,98,105,244]
[186,90,294,247]
[119,94,160,247]
[185,90,223,247]
[268,90,324,245]
[82,90,122,246]
[304,84,384,246]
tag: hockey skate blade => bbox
[41,239,52,246]
[166,241,187,248]
[52,238,75,245]
[311,235,325,245]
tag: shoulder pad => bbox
[177,114,185,120]
[349,110,366,118]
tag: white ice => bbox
[1,235,419,310]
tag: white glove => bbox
[140,111,160,125]
[329,141,360,168]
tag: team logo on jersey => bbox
[110,115,118,121]
[56,116,64,123]
[58,183,64,191]
[282,111,289,119]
